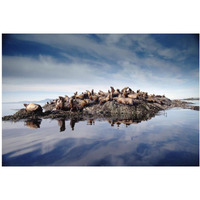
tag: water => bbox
[2,103,199,166]
[182,100,199,106]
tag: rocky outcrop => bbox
[2,87,199,121]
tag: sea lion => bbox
[115,94,133,105]
[128,93,138,99]
[99,94,111,105]
[91,95,99,102]
[122,90,128,98]
[69,98,75,111]
[64,95,70,102]
[56,96,65,110]
[128,88,133,93]
[79,99,90,110]
[110,86,115,94]
[146,97,155,103]
[98,90,105,96]
[121,87,129,93]
[24,103,42,113]
[75,93,85,100]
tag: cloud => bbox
[2,34,199,100]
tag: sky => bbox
[2,34,199,102]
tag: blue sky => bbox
[2,34,199,102]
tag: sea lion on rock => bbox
[24,103,42,113]
[115,94,133,105]
[64,95,70,102]
[99,94,111,105]
[75,93,85,100]
[110,86,115,94]
[146,97,155,103]
[128,93,138,99]
[121,87,129,93]
[79,99,90,110]
[98,90,106,96]
[122,90,128,98]
[56,96,65,110]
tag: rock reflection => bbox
[24,119,42,129]
[107,119,141,127]
[3,108,199,166]
[24,112,158,131]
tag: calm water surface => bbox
[2,103,199,166]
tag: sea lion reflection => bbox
[25,119,41,129]
[70,119,79,131]
[58,119,66,132]
[87,119,95,125]
[107,119,142,128]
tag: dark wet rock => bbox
[191,106,199,111]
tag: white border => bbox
[1,0,199,200]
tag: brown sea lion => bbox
[79,99,90,109]
[56,96,65,110]
[64,95,70,102]
[121,87,129,93]
[128,93,138,99]
[75,93,85,100]
[110,86,115,94]
[69,98,74,111]
[122,90,128,98]
[99,94,111,105]
[128,88,133,93]
[24,103,42,113]
[98,90,105,96]
[146,97,155,103]
[115,94,133,105]
[91,95,99,102]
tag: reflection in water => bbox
[70,118,78,131]
[23,111,159,131]
[87,119,95,125]
[2,108,199,166]
[58,119,66,132]
[25,119,42,129]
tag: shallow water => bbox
[2,104,199,166]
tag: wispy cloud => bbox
[2,34,199,101]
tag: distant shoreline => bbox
[182,98,199,101]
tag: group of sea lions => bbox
[42,86,166,112]
[23,86,167,113]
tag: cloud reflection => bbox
[2,109,199,166]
